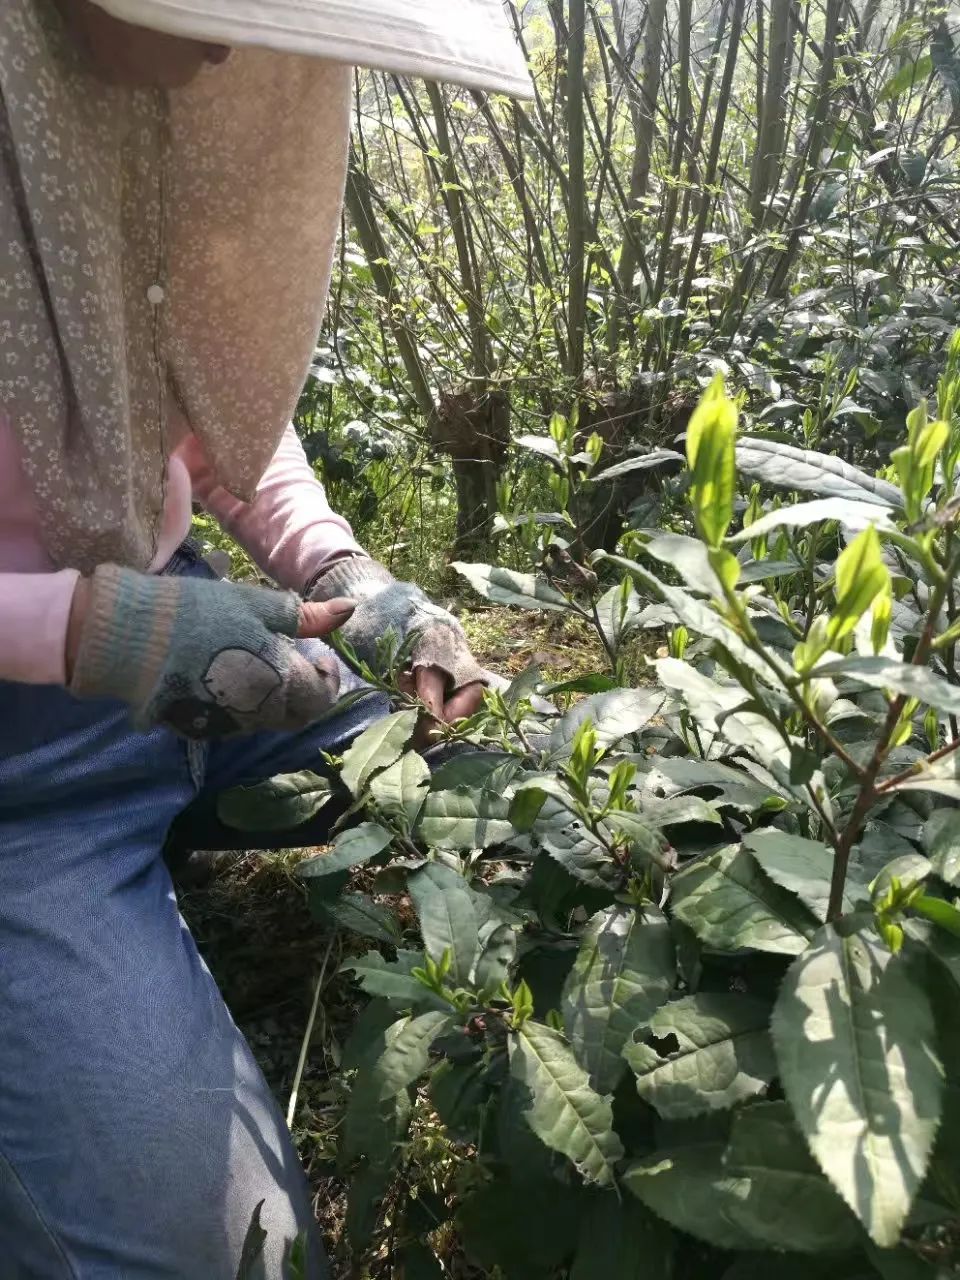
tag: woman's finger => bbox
[414,665,446,720]
[441,681,485,724]
[297,597,356,639]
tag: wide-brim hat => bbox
[86,0,534,97]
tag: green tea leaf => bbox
[473,922,518,994]
[879,55,934,102]
[772,925,944,1245]
[671,845,817,954]
[297,821,392,879]
[561,904,675,1095]
[217,770,332,832]
[722,1101,861,1251]
[408,861,480,986]
[371,1010,455,1098]
[452,562,571,611]
[368,751,430,823]
[510,1019,625,1186]
[624,992,776,1118]
[417,787,513,849]
[320,893,402,945]
[547,688,666,760]
[828,525,890,645]
[814,656,960,719]
[341,950,446,1008]
[686,374,737,547]
[569,1193,674,1280]
[340,709,419,796]
[922,810,960,885]
[743,829,862,920]
[623,1133,770,1251]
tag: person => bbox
[0,2,532,1275]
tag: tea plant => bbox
[224,343,960,1277]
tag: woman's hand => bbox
[400,666,485,750]
[308,557,488,692]
[68,566,355,738]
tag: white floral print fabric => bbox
[0,0,350,573]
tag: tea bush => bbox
[226,344,960,1277]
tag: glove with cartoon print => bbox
[69,564,355,738]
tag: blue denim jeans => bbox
[0,544,389,1279]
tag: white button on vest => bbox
[146,284,165,306]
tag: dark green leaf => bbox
[733,439,902,508]
[341,1019,413,1166]
[624,992,776,1118]
[539,815,620,890]
[428,750,521,792]
[458,1179,582,1276]
[320,893,402,945]
[398,1243,444,1280]
[587,449,684,482]
[217,771,332,833]
[772,925,944,1246]
[341,950,445,1008]
[297,821,392,879]
[340,710,419,796]
[371,1010,454,1098]
[408,861,480,985]
[452,561,571,611]
[722,1258,874,1280]
[510,1019,625,1186]
[743,829,863,920]
[723,1101,861,1251]
[624,1133,768,1251]
[561,904,675,1095]
[547,689,666,760]
[417,787,514,849]
[473,922,517,993]
[922,809,960,885]
[569,1192,675,1280]
[671,845,817,954]
[638,756,781,812]
[429,1058,488,1140]
[542,673,620,694]
[345,1161,393,1252]
[815,656,960,719]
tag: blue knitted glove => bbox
[70,564,353,738]
[308,557,486,691]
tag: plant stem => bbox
[876,734,960,795]
[286,932,336,1129]
[826,560,957,919]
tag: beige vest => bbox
[0,0,350,573]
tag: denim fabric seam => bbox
[0,1143,78,1278]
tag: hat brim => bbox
[87,0,534,98]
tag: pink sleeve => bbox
[0,569,80,685]
[183,425,365,591]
